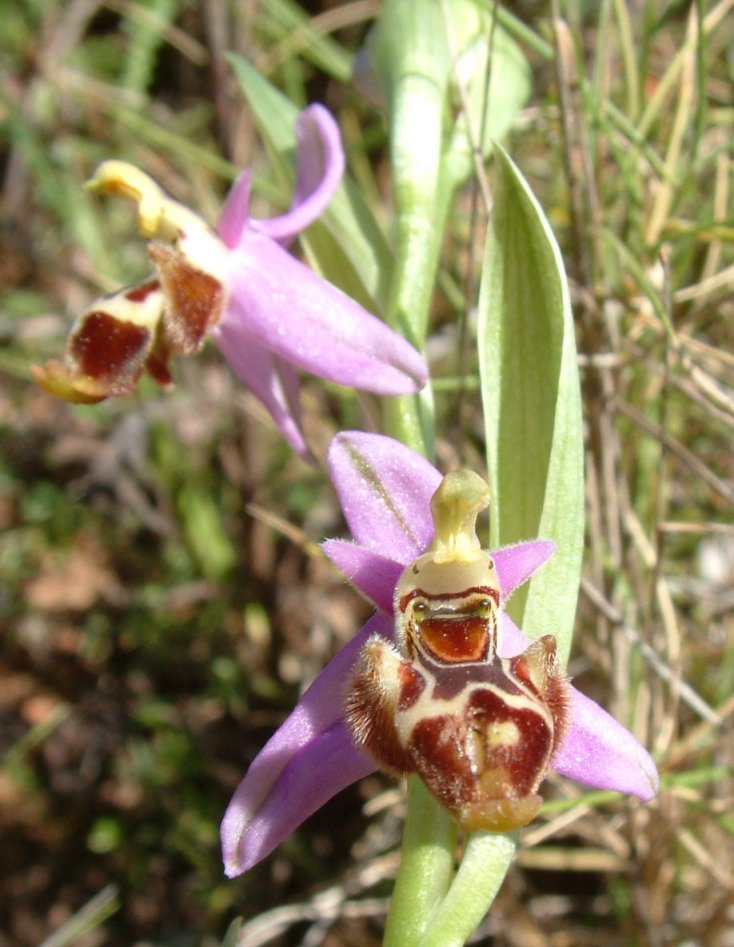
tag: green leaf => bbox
[478,146,584,665]
[227,55,391,309]
[220,917,243,947]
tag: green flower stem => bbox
[385,138,450,347]
[376,2,511,938]
[380,62,454,926]
[383,387,435,462]
[372,0,453,459]
[381,99,451,457]
[376,7,537,946]
[383,776,457,947]
[417,832,517,947]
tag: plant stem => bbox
[383,777,457,947]
[417,832,517,947]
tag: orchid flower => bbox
[221,431,658,877]
[33,105,427,458]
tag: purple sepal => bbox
[326,432,441,560]
[220,613,391,877]
[223,235,427,395]
[212,323,308,456]
[218,171,252,250]
[553,689,659,801]
[493,540,555,602]
[256,104,345,244]
[223,722,375,876]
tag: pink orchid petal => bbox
[322,539,404,613]
[292,104,344,217]
[499,614,658,801]
[223,722,375,876]
[493,540,556,602]
[224,234,427,394]
[218,171,252,250]
[220,613,392,877]
[255,104,345,244]
[212,323,308,458]
[326,431,441,561]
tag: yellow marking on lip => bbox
[486,719,520,747]
[458,791,543,833]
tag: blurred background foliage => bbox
[1,1,733,945]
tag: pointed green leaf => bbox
[478,146,583,665]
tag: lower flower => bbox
[221,431,658,877]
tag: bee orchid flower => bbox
[33,106,427,458]
[221,431,658,877]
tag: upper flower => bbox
[33,105,428,458]
[220,431,659,877]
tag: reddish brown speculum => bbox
[398,586,500,664]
